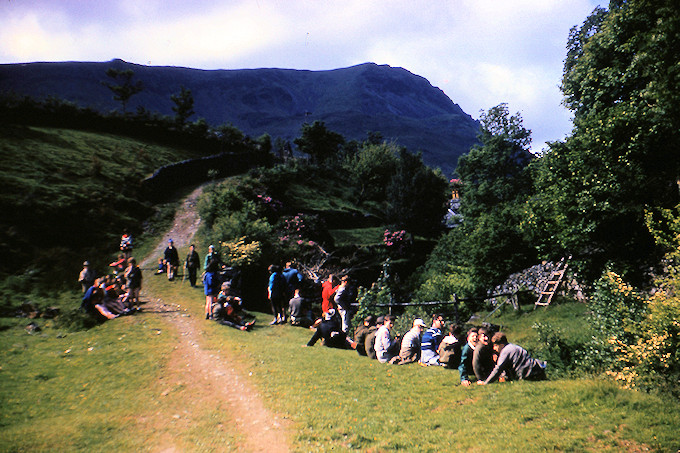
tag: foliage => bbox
[219,236,262,268]
[528,0,680,281]
[101,68,144,114]
[355,259,395,322]
[382,228,410,257]
[293,120,345,163]
[385,148,449,237]
[344,142,398,203]
[449,104,536,293]
[583,270,647,371]
[170,85,195,127]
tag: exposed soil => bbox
[140,185,292,453]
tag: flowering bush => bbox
[383,229,410,256]
[219,237,262,267]
[583,270,646,372]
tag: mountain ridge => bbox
[0,59,479,174]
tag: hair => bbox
[341,275,350,282]
[478,326,491,337]
[364,315,376,326]
[384,315,395,323]
[127,257,136,265]
[491,332,508,345]
[268,264,280,273]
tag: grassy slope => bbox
[1,127,679,451]
[0,124,197,284]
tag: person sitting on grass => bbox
[459,327,478,387]
[420,313,445,366]
[289,288,313,327]
[212,295,255,331]
[438,324,463,368]
[375,315,401,363]
[155,258,166,275]
[472,326,495,382]
[364,315,383,360]
[109,253,127,275]
[397,318,426,364]
[353,315,377,356]
[305,309,357,349]
[81,280,116,320]
[478,332,547,385]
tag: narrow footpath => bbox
[140,185,292,453]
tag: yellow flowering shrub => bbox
[220,237,262,267]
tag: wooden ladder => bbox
[535,256,571,307]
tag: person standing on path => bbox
[164,239,180,281]
[185,244,200,287]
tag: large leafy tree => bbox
[456,104,536,292]
[294,120,345,163]
[529,0,680,280]
[385,149,449,237]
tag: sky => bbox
[0,0,605,153]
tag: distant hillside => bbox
[0,59,479,175]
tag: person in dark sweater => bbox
[472,327,495,382]
[459,327,479,386]
[305,309,356,349]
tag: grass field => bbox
[3,266,676,452]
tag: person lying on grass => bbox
[305,309,357,349]
[477,332,547,385]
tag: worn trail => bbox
[140,185,291,453]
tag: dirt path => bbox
[141,185,292,453]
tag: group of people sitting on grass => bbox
[78,257,142,321]
[314,312,548,385]
[77,230,143,321]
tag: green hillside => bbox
[0,124,200,290]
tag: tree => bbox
[530,0,680,281]
[101,68,143,114]
[346,142,398,203]
[455,104,536,292]
[170,86,195,127]
[385,149,449,237]
[293,121,345,163]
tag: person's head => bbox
[432,313,445,329]
[467,327,479,345]
[168,239,174,247]
[383,315,395,328]
[190,244,195,251]
[363,315,376,327]
[127,257,136,266]
[268,264,280,273]
[477,327,490,346]
[221,282,230,291]
[208,244,215,253]
[340,275,350,285]
[491,332,508,353]
[83,260,90,268]
[413,318,426,331]
[286,261,296,269]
